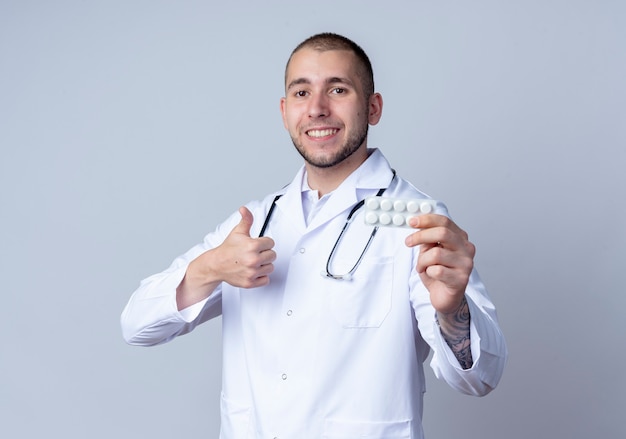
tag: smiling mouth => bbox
[306,128,338,138]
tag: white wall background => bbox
[1,1,624,438]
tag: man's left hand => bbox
[404,214,475,313]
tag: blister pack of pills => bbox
[363,196,439,228]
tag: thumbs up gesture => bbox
[176,207,276,310]
[220,206,277,288]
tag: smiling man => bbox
[281,47,379,178]
[122,33,507,439]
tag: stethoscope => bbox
[258,170,396,281]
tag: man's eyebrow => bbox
[286,76,355,91]
[325,76,354,87]
[286,77,310,91]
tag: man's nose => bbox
[308,93,329,118]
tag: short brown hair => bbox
[285,32,375,96]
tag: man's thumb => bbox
[234,206,254,236]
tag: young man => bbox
[122,33,507,439]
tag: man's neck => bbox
[305,147,371,197]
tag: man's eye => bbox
[295,90,308,97]
[331,87,346,94]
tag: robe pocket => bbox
[322,418,411,439]
[328,256,393,328]
[219,392,252,439]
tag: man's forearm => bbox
[436,295,473,369]
[176,249,222,311]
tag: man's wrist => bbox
[436,296,473,369]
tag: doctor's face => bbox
[280,48,382,169]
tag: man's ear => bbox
[368,92,383,125]
[279,97,288,129]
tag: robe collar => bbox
[275,148,395,234]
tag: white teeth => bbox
[307,129,337,138]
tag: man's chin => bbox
[301,150,346,169]
[292,132,367,170]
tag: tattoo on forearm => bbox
[437,296,473,369]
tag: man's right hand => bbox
[176,206,276,310]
